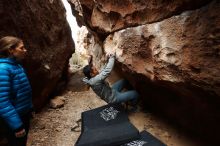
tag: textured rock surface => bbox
[71,0,220,144]
[69,0,211,33]
[0,0,74,109]
[49,96,66,109]
[104,0,220,97]
[103,1,220,142]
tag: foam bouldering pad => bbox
[75,104,140,146]
[121,130,166,146]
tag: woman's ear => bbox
[8,48,14,55]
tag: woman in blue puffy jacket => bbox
[0,36,32,146]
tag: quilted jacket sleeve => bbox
[0,69,23,131]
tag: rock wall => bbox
[0,0,74,110]
[69,0,211,33]
[106,1,220,141]
[104,1,220,97]
[70,0,220,144]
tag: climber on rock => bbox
[82,52,139,111]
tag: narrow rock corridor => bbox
[0,1,219,146]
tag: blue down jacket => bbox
[0,57,32,131]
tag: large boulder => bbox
[69,0,211,33]
[70,0,220,144]
[0,0,74,110]
[104,0,220,97]
[103,1,220,143]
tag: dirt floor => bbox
[27,89,202,146]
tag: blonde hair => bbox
[0,36,22,58]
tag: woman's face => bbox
[9,41,27,60]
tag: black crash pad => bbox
[121,130,166,146]
[75,104,140,146]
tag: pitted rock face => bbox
[69,0,211,33]
[101,2,220,143]
[104,1,220,97]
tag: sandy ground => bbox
[27,89,201,146]
[26,70,203,146]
